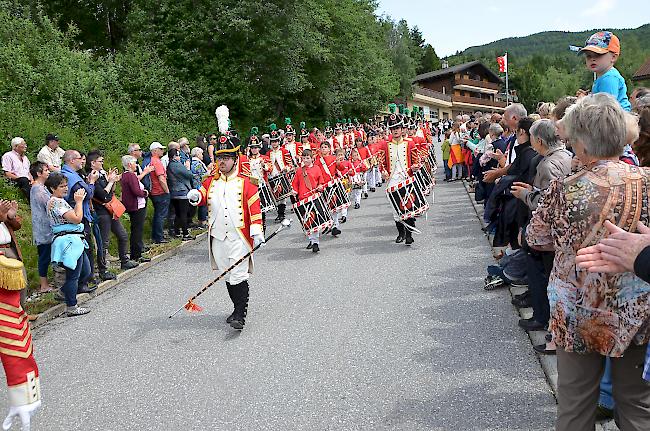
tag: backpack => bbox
[141,151,153,192]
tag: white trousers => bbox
[211,235,250,284]
[332,211,341,228]
[308,232,320,245]
[352,189,362,205]
[366,170,375,188]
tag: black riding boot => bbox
[226,282,236,323]
[395,221,405,243]
[230,280,249,330]
[404,218,415,245]
[275,204,286,223]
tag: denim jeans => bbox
[197,205,208,222]
[599,358,614,410]
[443,159,451,180]
[150,193,170,243]
[36,243,52,277]
[62,251,91,307]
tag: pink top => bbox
[1,150,31,180]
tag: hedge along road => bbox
[6,149,556,430]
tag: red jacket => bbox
[314,155,336,182]
[355,146,370,160]
[351,159,368,173]
[378,138,419,177]
[292,164,325,200]
[334,159,354,178]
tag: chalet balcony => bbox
[453,77,501,94]
[412,85,452,102]
[452,94,507,109]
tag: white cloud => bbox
[582,0,617,16]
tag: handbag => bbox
[104,195,126,219]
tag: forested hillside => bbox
[447,24,650,111]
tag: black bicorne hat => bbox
[386,113,404,129]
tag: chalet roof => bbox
[632,57,650,81]
[413,60,503,84]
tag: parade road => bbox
[5,151,556,430]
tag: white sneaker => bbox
[66,306,90,317]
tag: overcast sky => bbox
[376,0,650,57]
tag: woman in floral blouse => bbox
[526,93,650,431]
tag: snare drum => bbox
[292,193,333,236]
[351,173,366,189]
[258,181,276,213]
[386,176,429,220]
[414,166,433,195]
[427,151,438,175]
[322,179,351,213]
[268,170,294,202]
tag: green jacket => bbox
[440,139,451,160]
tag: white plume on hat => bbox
[215,105,229,134]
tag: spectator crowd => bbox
[2,136,214,317]
[449,31,650,431]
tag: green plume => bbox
[388,103,397,114]
[300,121,306,129]
[404,108,410,116]
[250,127,259,135]
[285,117,292,126]
[324,121,330,128]
[269,123,277,131]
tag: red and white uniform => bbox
[315,154,336,183]
[292,164,325,201]
[283,140,301,165]
[0,214,40,416]
[379,137,419,183]
[246,154,271,183]
[0,288,40,409]
[268,147,293,176]
[195,164,263,283]
[355,146,370,161]
[333,133,346,151]
[334,159,355,179]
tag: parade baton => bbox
[169,218,292,319]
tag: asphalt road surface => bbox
[5,151,556,430]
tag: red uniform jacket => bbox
[196,168,262,250]
[292,164,325,200]
[378,138,419,177]
[334,160,354,178]
[351,159,368,173]
[355,146,370,160]
[315,155,336,182]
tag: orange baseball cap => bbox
[579,31,620,55]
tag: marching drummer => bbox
[349,147,368,209]
[333,148,354,225]
[379,113,421,246]
[247,132,272,231]
[291,149,326,253]
[268,125,294,223]
[354,137,371,199]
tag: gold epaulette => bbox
[0,256,25,291]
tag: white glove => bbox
[3,400,41,431]
[252,234,265,248]
[186,189,201,205]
